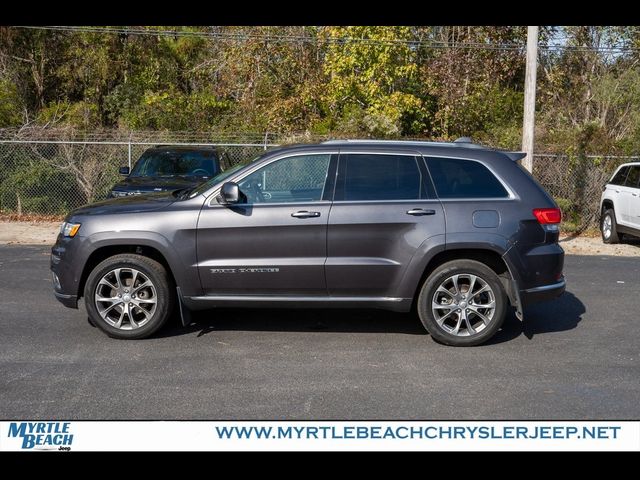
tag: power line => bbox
[12,26,640,53]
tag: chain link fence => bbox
[0,140,273,215]
[0,138,635,231]
[532,154,637,231]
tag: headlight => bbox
[60,222,81,237]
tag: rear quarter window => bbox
[426,157,509,199]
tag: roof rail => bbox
[320,138,487,149]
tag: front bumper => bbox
[54,291,78,308]
[51,234,85,309]
[520,277,566,305]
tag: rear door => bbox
[326,151,445,297]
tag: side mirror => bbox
[219,182,241,204]
[119,166,130,176]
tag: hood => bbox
[111,175,209,193]
[70,191,177,216]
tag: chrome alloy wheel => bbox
[602,214,612,239]
[94,268,157,330]
[431,274,496,337]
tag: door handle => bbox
[406,208,436,216]
[291,211,321,218]
[633,193,638,197]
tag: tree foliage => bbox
[1,26,640,154]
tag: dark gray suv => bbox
[51,139,565,346]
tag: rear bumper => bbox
[520,278,566,305]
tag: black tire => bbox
[84,254,175,339]
[417,260,507,347]
[601,208,620,244]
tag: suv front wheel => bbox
[84,254,175,339]
[417,260,507,346]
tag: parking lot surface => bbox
[1,245,638,419]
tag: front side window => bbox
[336,154,424,201]
[238,154,331,204]
[426,157,509,199]
[610,166,630,186]
[624,166,640,188]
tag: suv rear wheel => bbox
[84,254,175,339]
[601,208,621,244]
[417,260,507,346]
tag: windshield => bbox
[131,150,218,177]
[189,156,262,197]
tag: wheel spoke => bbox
[98,278,117,290]
[132,304,152,320]
[98,300,122,315]
[469,307,492,326]
[435,309,457,326]
[435,286,454,298]
[451,312,464,335]
[128,306,139,329]
[432,301,455,310]
[463,314,476,335]
[472,285,490,297]
[113,268,123,289]
[471,300,495,309]
[134,297,157,304]
[468,275,477,295]
[451,275,460,295]
[96,296,119,304]
[132,280,151,295]
[113,306,126,328]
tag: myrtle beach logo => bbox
[7,422,73,450]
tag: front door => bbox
[326,152,445,297]
[197,153,335,295]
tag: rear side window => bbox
[610,166,630,186]
[624,166,640,188]
[336,154,424,201]
[426,157,509,199]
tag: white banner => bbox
[0,421,638,451]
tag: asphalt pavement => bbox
[0,245,638,419]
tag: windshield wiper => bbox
[172,187,194,199]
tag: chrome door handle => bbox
[406,208,436,216]
[291,211,321,218]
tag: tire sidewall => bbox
[84,255,172,339]
[601,209,618,244]
[417,260,507,347]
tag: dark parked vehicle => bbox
[108,145,226,198]
[52,139,565,346]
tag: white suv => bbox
[600,162,640,243]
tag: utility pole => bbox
[522,26,539,172]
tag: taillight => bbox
[533,208,562,224]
